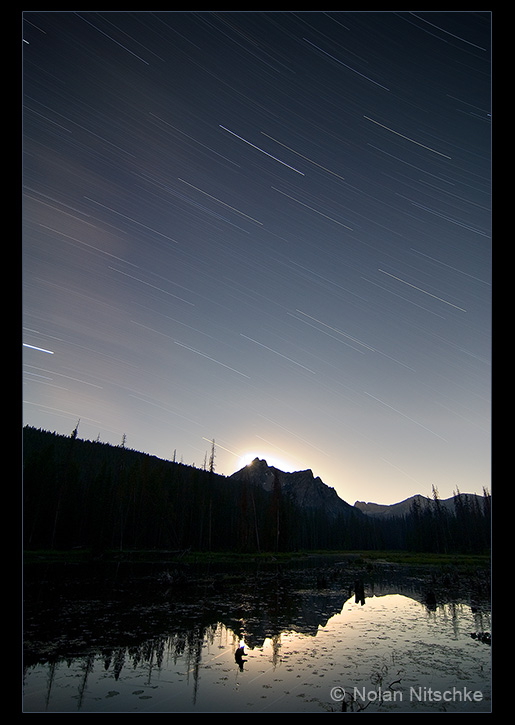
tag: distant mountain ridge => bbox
[355,493,485,519]
[229,458,359,520]
[231,458,486,521]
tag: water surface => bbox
[23,559,491,713]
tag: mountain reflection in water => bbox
[23,559,491,713]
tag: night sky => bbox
[22,12,491,506]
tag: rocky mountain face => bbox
[229,458,359,520]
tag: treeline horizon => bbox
[22,426,491,556]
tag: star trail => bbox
[22,12,491,505]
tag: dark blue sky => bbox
[22,12,491,505]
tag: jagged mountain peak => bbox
[241,457,313,474]
[230,458,357,519]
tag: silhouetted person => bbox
[354,579,365,606]
[425,588,437,611]
[235,646,247,671]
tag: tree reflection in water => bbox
[23,560,491,713]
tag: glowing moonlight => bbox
[237,451,298,473]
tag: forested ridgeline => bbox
[22,427,490,555]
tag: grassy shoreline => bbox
[23,548,491,569]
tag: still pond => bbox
[23,556,491,713]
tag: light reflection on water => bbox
[23,593,491,713]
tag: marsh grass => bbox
[24,548,490,569]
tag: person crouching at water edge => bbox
[235,645,247,671]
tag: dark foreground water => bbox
[23,556,491,713]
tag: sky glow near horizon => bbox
[22,12,491,505]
